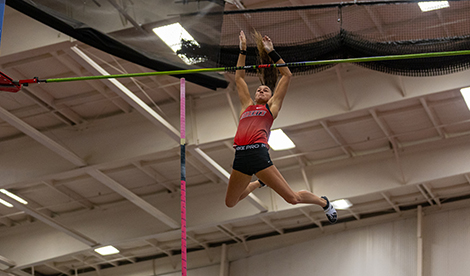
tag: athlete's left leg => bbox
[255,165,326,206]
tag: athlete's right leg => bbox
[225,169,254,208]
[256,165,325,206]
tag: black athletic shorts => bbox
[232,143,273,176]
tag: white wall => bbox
[230,217,417,276]
[228,205,470,276]
[423,206,470,276]
[75,205,470,276]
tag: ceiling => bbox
[1,1,470,276]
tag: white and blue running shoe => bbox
[321,196,338,224]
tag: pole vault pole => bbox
[180,78,187,276]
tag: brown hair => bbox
[252,30,278,93]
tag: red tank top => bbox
[234,104,273,146]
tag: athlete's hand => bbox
[239,30,247,51]
[262,35,274,53]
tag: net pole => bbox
[0,0,5,52]
[31,49,470,84]
[180,78,187,276]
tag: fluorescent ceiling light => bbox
[331,199,353,210]
[152,23,204,65]
[418,1,449,12]
[268,129,295,151]
[0,199,13,208]
[460,87,470,110]
[94,245,120,256]
[0,189,28,205]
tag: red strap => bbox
[18,78,39,84]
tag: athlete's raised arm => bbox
[235,30,254,114]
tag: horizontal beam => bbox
[0,255,15,267]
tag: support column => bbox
[219,243,228,276]
[417,205,423,276]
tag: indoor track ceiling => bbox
[1,1,470,276]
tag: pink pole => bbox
[180,78,187,276]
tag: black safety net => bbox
[7,0,470,86]
[212,0,470,77]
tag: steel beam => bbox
[0,106,87,167]
[0,193,98,246]
[87,168,179,229]
[69,46,180,141]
